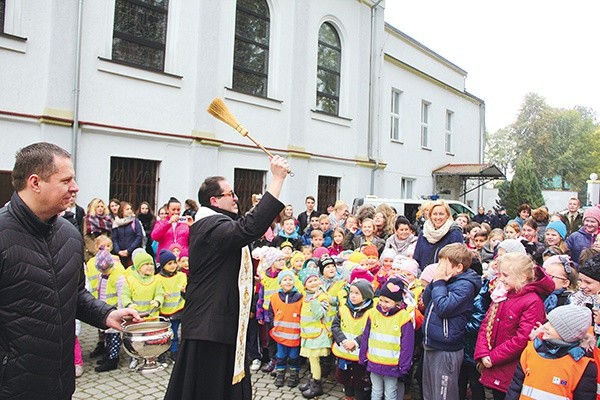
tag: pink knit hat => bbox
[584,206,600,224]
[350,268,374,283]
[419,263,438,284]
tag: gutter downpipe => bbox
[72,0,84,172]
[368,0,384,195]
[477,101,486,206]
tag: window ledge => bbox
[97,57,183,88]
[310,110,352,127]
[421,146,432,151]
[446,152,455,156]
[390,139,404,144]
[224,88,283,111]
[0,32,27,53]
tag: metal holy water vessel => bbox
[121,316,173,373]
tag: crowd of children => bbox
[76,197,600,400]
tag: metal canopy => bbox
[432,163,505,179]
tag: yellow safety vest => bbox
[125,274,161,316]
[87,255,123,299]
[262,269,303,310]
[158,272,187,316]
[325,280,347,327]
[300,291,330,339]
[332,304,371,361]
[103,264,126,307]
[366,309,412,366]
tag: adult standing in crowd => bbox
[567,206,600,265]
[413,199,464,268]
[112,201,144,267]
[164,155,290,400]
[151,197,190,264]
[0,142,141,399]
[563,197,584,237]
[473,206,490,224]
[108,198,121,222]
[136,201,156,257]
[514,203,531,227]
[329,200,349,230]
[297,195,319,233]
[490,205,510,230]
[83,197,112,261]
[61,192,85,234]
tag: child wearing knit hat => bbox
[505,305,597,399]
[359,276,415,400]
[289,250,305,275]
[157,249,187,363]
[253,246,289,374]
[332,278,374,400]
[297,266,332,398]
[92,247,127,372]
[542,254,578,313]
[268,269,304,388]
[569,253,600,309]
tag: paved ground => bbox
[74,322,346,400]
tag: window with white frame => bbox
[112,0,169,71]
[445,110,454,154]
[421,101,430,148]
[401,178,415,198]
[316,22,342,115]
[233,0,270,97]
[390,89,402,141]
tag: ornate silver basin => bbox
[121,316,173,373]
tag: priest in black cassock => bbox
[164,155,290,400]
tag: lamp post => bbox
[587,173,599,206]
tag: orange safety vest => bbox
[519,341,592,400]
[269,292,303,347]
[594,346,600,400]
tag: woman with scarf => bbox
[413,200,464,269]
[83,198,113,261]
[112,201,143,267]
[385,216,417,257]
[136,201,156,257]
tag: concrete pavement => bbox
[74,322,346,399]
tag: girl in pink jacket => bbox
[151,197,190,265]
[474,252,554,399]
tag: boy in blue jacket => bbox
[421,243,482,400]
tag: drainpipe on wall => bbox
[477,101,486,206]
[367,0,384,195]
[72,0,84,172]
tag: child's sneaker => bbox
[250,359,262,372]
[75,364,84,378]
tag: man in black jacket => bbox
[0,142,141,400]
[164,155,290,400]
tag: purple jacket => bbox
[566,227,597,265]
[474,267,554,392]
[359,304,415,378]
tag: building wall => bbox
[0,0,484,212]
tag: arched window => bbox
[233,0,270,97]
[316,22,341,115]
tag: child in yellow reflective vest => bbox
[332,278,374,400]
[298,268,332,399]
[268,269,303,388]
[505,304,597,400]
[92,248,126,372]
[123,251,164,369]
[359,276,414,400]
[158,249,187,363]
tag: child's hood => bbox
[510,265,555,298]
[278,290,303,303]
[451,268,483,293]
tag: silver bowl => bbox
[121,316,173,373]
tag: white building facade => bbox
[0,0,485,213]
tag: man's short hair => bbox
[305,196,315,202]
[438,243,472,271]
[197,176,226,207]
[311,229,324,238]
[12,142,71,191]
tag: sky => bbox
[384,0,600,133]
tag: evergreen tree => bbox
[500,151,545,217]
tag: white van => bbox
[351,196,474,223]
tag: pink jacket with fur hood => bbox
[474,266,554,393]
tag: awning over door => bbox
[432,163,505,179]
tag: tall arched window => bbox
[233,0,270,97]
[316,22,341,115]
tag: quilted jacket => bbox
[0,192,114,400]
